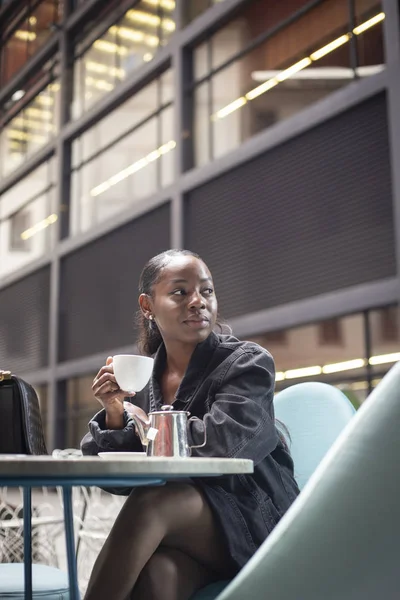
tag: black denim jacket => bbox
[81,332,299,567]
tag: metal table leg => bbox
[23,487,33,600]
[63,486,81,600]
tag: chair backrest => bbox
[274,382,356,489]
[0,371,47,455]
[218,363,400,600]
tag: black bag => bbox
[0,370,47,455]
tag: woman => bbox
[81,249,299,600]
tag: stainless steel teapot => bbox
[131,405,206,458]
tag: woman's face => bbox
[144,255,218,347]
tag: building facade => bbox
[0,0,399,449]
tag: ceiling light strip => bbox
[275,350,399,382]
[369,352,400,365]
[90,140,176,197]
[322,359,366,374]
[285,366,322,379]
[142,0,175,10]
[20,214,58,240]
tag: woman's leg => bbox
[132,547,220,600]
[84,483,235,600]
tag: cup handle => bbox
[188,416,207,449]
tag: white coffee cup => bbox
[113,355,154,393]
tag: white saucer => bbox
[98,452,147,460]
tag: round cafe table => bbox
[0,455,253,600]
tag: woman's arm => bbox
[80,408,144,496]
[80,407,144,455]
[81,356,150,455]
[187,347,278,464]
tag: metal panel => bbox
[0,267,50,372]
[58,203,171,362]
[185,93,395,319]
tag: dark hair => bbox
[137,249,203,356]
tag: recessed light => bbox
[11,90,25,102]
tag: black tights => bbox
[84,483,236,600]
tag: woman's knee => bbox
[128,483,204,522]
[134,548,216,600]
[136,549,178,593]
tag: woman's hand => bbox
[92,357,132,407]
[92,357,136,429]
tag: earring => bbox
[149,315,153,321]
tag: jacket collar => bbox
[148,331,219,411]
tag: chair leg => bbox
[23,487,33,600]
[63,486,81,600]
[75,486,89,560]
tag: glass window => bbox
[369,306,400,382]
[0,159,57,279]
[191,0,385,167]
[250,313,368,407]
[72,0,175,119]
[318,318,344,346]
[70,71,174,236]
[0,0,62,87]
[193,82,210,167]
[73,80,159,166]
[0,80,60,178]
[160,104,174,187]
[354,0,385,74]
[184,0,225,25]
[192,0,316,82]
[64,375,98,449]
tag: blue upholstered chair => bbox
[273,382,356,490]
[191,382,356,600]
[0,564,69,599]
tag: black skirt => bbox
[197,476,283,570]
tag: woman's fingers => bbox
[97,382,124,399]
[97,379,119,394]
[92,371,118,392]
[92,359,137,407]
[95,387,126,406]
[93,363,114,382]
[93,375,136,398]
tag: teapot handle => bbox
[188,416,207,449]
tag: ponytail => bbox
[136,312,163,357]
